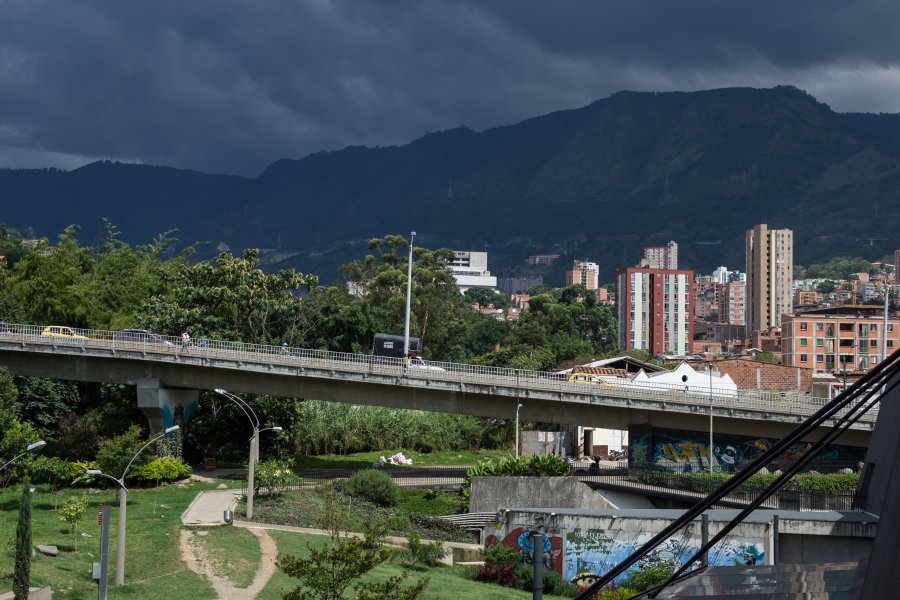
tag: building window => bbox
[890,324,895,332]
[871,356,878,364]
[800,339,808,347]
[816,323,823,331]
[816,339,823,347]
[816,355,824,363]
[800,322,808,331]
[800,354,808,362]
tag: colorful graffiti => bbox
[561,527,765,585]
[484,526,564,574]
[629,425,865,473]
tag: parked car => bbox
[113,329,174,346]
[407,356,445,371]
[40,326,87,340]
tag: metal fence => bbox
[238,463,860,512]
[0,322,877,424]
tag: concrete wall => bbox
[779,533,871,564]
[469,477,615,513]
[483,508,875,588]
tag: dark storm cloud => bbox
[1,0,899,176]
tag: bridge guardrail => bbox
[0,322,878,424]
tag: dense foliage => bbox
[0,223,629,475]
[341,469,402,507]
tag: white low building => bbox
[631,362,738,397]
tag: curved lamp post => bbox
[214,388,282,519]
[0,440,47,473]
[87,424,179,587]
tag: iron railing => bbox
[0,322,875,425]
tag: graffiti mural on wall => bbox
[628,425,865,473]
[487,522,764,586]
[484,525,564,574]
[562,527,764,586]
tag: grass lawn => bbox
[194,526,261,588]
[295,449,512,470]
[258,529,571,600]
[0,482,217,600]
[250,487,473,543]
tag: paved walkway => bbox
[182,489,241,526]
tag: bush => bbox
[253,458,295,496]
[58,495,90,540]
[483,543,521,570]
[399,532,448,569]
[131,456,191,483]
[620,563,675,592]
[475,564,516,586]
[95,425,151,479]
[343,469,401,507]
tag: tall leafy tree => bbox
[138,248,317,344]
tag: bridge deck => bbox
[0,324,877,431]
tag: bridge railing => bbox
[0,322,876,422]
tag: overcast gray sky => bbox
[1,0,899,176]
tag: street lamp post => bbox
[403,231,416,366]
[0,440,47,473]
[87,425,179,587]
[708,361,714,474]
[214,389,282,519]
[515,402,523,459]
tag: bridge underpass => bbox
[0,325,875,448]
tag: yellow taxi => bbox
[41,326,87,340]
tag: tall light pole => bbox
[708,361,714,474]
[882,271,890,364]
[403,231,416,366]
[0,440,47,473]
[87,425,179,587]
[515,402,523,459]
[215,389,282,519]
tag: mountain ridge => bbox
[2,85,900,282]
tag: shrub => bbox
[131,457,191,483]
[620,563,675,592]
[253,458,295,496]
[95,425,151,479]
[475,565,516,586]
[483,543,521,570]
[343,469,401,507]
[29,455,72,488]
[513,563,569,595]
[399,532,448,569]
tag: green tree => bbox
[138,248,317,344]
[13,476,32,600]
[277,488,428,600]
[58,494,89,541]
[464,287,510,309]
[95,425,151,480]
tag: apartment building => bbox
[566,260,600,290]
[781,306,899,373]
[642,241,678,270]
[693,276,719,320]
[746,224,793,333]
[717,281,746,326]
[616,267,694,355]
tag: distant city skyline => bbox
[2,2,900,175]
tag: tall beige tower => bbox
[745,224,793,333]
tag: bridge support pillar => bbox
[137,378,199,433]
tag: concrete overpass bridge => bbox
[0,324,875,446]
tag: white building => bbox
[450,250,497,293]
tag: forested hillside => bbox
[3,86,900,282]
